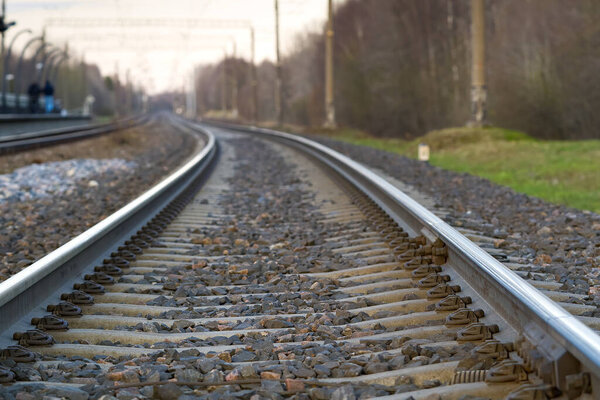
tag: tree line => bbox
[3,50,138,116]
[194,0,600,140]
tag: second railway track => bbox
[0,118,598,399]
[0,115,144,154]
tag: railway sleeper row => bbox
[0,134,593,399]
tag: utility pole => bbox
[80,55,86,107]
[250,27,258,122]
[231,40,238,118]
[61,43,68,110]
[324,0,336,128]
[221,50,227,114]
[190,68,197,119]
[196,67,205,118]
[185,74,193,118]
[125,69,132,115]
[470,0,486,125]
[114,62,120,117]
[274,0,283,125]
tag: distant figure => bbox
[43,80,55,113]
[27,82,41,114]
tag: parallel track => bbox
[0,115,144,154]
[0,118,598,399]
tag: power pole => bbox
[250,27,258,122]
[114,62,120,117]
[125,68,132,115]
[231,40,238,119]
[191,68,197,119]
[185,72,195,119]
[221,50,227,114]
[324,0,336,128]
[80,56,86,106]
[196,66,205,118]
[470,0,486,125]
[274,0,283,125]
[197,68,205,118]
[59,42,68,111]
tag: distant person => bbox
[43,80,55,113]
[27,82,41,113]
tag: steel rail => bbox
[0,113,596,395]
[0,115,216,335]
[202,120,600,391]
[0,115,144,154]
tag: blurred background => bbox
[1,0,599,211]
[1,0,598,140]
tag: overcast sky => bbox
[6,0,333,93]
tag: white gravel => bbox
[0,158,137,203]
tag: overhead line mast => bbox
[470,0,486,126]
[324,0,336,128]
[274,0,283,126]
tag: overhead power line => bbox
[44,18,251,29]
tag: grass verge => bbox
[301,125,600,213]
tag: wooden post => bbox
[231,41,238,118]
[274,0,283,125]
[221,51,227,113]
[324,0,336,128]
[470,0,486,125]
[250,27,258,122]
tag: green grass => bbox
[309,126,600,213]
[92,115,116,124]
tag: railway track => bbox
[0,115,144,154]
[0,115,92,138]
[0,117,598,399]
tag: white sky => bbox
[6,0,334,93]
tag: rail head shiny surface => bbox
[207,121,600,377]
[0,118,215,310]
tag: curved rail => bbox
[0,114,596,395]
[0,116,216,340]
[203,120,600,392]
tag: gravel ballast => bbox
[1,133,472,399]
[0,119,198,281]
[1,127,597,399]
[314,137,600,304]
